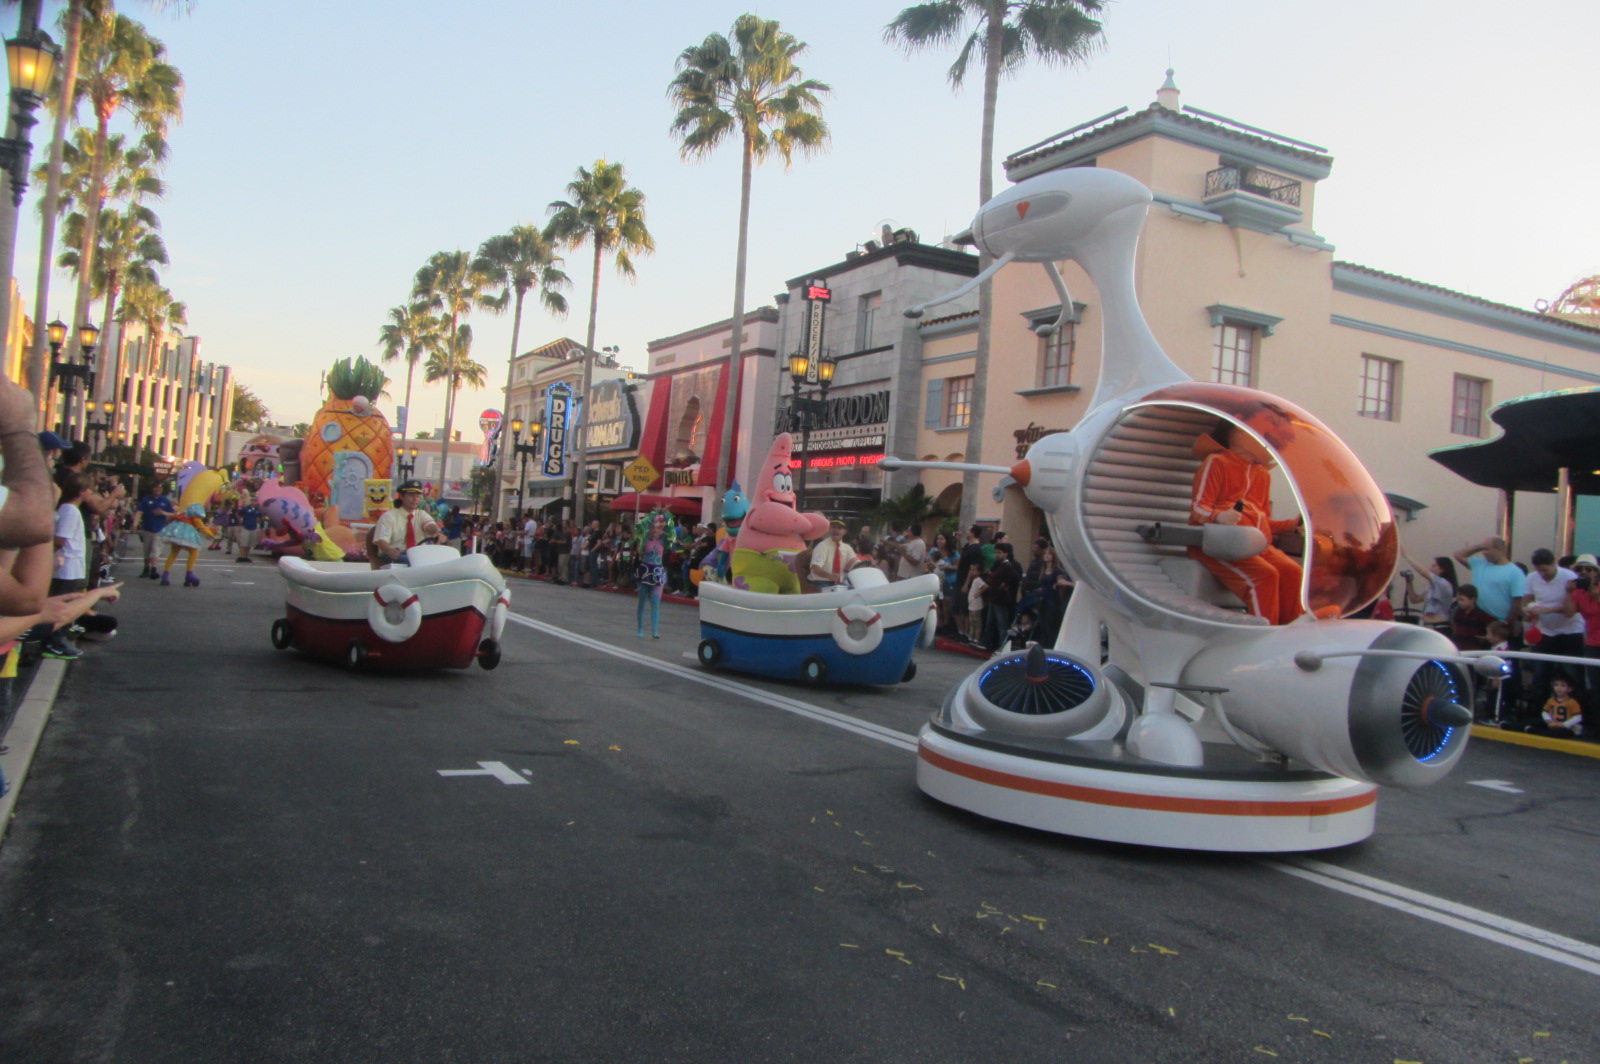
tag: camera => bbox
[1399,570,1414,580]
[1572,576,1591,591]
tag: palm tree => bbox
[545,160,654,526]
[412,251,497,498]
[65,11,182,365]
[885,0,1103,522]
[59,201,166,388]
[422,323,487,494]
[43,127,166,221]
[376,301,442,438]
[669,15,830,516]
[474,224,570,518]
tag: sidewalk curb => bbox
[1469,723,1600,760]
[0,658,67,848]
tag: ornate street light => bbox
[397,446,419,481]
[84,400,115,454]
[509,418,543,518]
[0,30,58,207]
[787,348,837,510]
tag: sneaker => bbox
[41,643,82,660]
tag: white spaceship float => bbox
[885,167,1503,853]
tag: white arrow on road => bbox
[1467,779,1524,794]
[437,761,529,785]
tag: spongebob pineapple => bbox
[300,357,394,527]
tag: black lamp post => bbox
[509,418,543,518]
[0,30,58,207]
[787,348,837,511]
[84,400,114,454]
[397,446,418,481]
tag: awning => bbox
[1430,386,1600,494]
[609,493,702,517]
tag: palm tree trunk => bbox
[714,134,755,522]
[27,0,85,425]
[436,314,458,499]
[494,286,526,520]
[570,240,603,528]
[96,272,119,407]
[402,357,416,438]
[67,110,112,441]
[958,8,1005,527]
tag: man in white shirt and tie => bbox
[372,480,441,565]
[808,519,857,589]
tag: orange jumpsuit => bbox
[1188,435,1304,624]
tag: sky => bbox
[13,0,1598,441]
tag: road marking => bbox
[1467,779,1524,794]
[1268,858,1600,977]
[438,761,529,785]
[506,611,1596,975]
[505,613,917,752]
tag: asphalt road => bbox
[0,559,1595,1064]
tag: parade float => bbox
[878,166,1505,852]
[695,434,938,686]
[300,356,396,542]
[270,544,509,671]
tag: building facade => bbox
[99,324,235,466]
[500,337,628,517]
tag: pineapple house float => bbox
[301,356,395,538]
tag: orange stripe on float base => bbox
[918,745,1376,817]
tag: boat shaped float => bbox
[697,569,939,685]
[272,544,509,670]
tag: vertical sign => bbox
[543,382,573,478]
[803,278,831,385]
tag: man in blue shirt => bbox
[135,487,176,580]
[1453,536,1527,623]
[236,493,262,563]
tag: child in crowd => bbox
[965,562,988,645]
[1479,620,1512,723]
[1449,584,1495,651]
[1536,675,1583,738]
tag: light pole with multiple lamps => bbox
[787,348,837,511]
[507,418,543,518]
[83,399,114,454]
[47,318,99,438]
[396,446,419,482]
[0,26,59,383]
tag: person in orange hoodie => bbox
[1188,422,1304,625]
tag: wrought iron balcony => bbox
[1204,165,1301,207]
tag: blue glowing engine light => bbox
[1401,660,1467,763]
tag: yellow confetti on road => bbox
[885,949,905,957]
[959,978,966,989]
[1129,946,1146,953]
[1168,1007,1176,1017]
[937,974,960,984]
[1534,1032,1550,1038]
[875,865,894,873]
[563,740,579,745]
[1078,938,1101,945]
[826,809,834,815]
[1149,944,1179,955]
[839,943,859,949]
[1394,1059,1423,1063]
[1253,1048,1278,1057]
[608,745,620,751]
[813,886,825,893]
[852,867,867,874]
[1000,926,1012,935]
[1022,915,1046,925]
[1313,1030,1331,1038]
[1037,981,1057,989]
[926,851,937,857]
[931,923,942,934]
[897,882,923,891]
[1287,1015,1308,1022]
[898,957,912,965]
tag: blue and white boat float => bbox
[696,570,940,685]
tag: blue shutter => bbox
[925,378,944,429]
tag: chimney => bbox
[1156,68,1180,111]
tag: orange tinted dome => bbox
[1136,382,1397,618]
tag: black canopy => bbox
[1429,387,1600,494]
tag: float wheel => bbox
[270,618,292,650]
[697,639,722,669]
[901,660,917,684]
[346,641,368,670]
[477,638,502,671]
[802,655,828,686]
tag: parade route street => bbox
[0,561,1596,1063]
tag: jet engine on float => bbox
[883,167,1502,852]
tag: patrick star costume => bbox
[731,433,829,594]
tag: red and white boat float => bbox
[270,544,509,670]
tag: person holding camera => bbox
[1564,554,1600,701]
[1400,551,1458,629]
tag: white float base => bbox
[917,724,1377,853]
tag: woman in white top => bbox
[1402,551,1458,626]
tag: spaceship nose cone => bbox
[1010,459,1032,486]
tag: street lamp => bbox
[84,400,114,454]
[787,349,837,510]
[397,446,418,481]
[509,418,543,519]
[0,30,58,207]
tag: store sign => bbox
[1014,421,1067,460]
[663,468,698,487]
[543,382,573,478]
[802,452,884,470]
[777,389,892,454]
[803,278,829,384]
[584,379,640,454]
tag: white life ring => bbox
[920,606,938,649]
[369,582,423,643]
[489,591,511,640]
[831,602,884,656]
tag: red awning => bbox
[608,493,703,517]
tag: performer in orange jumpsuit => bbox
[1188,423,1304,624]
